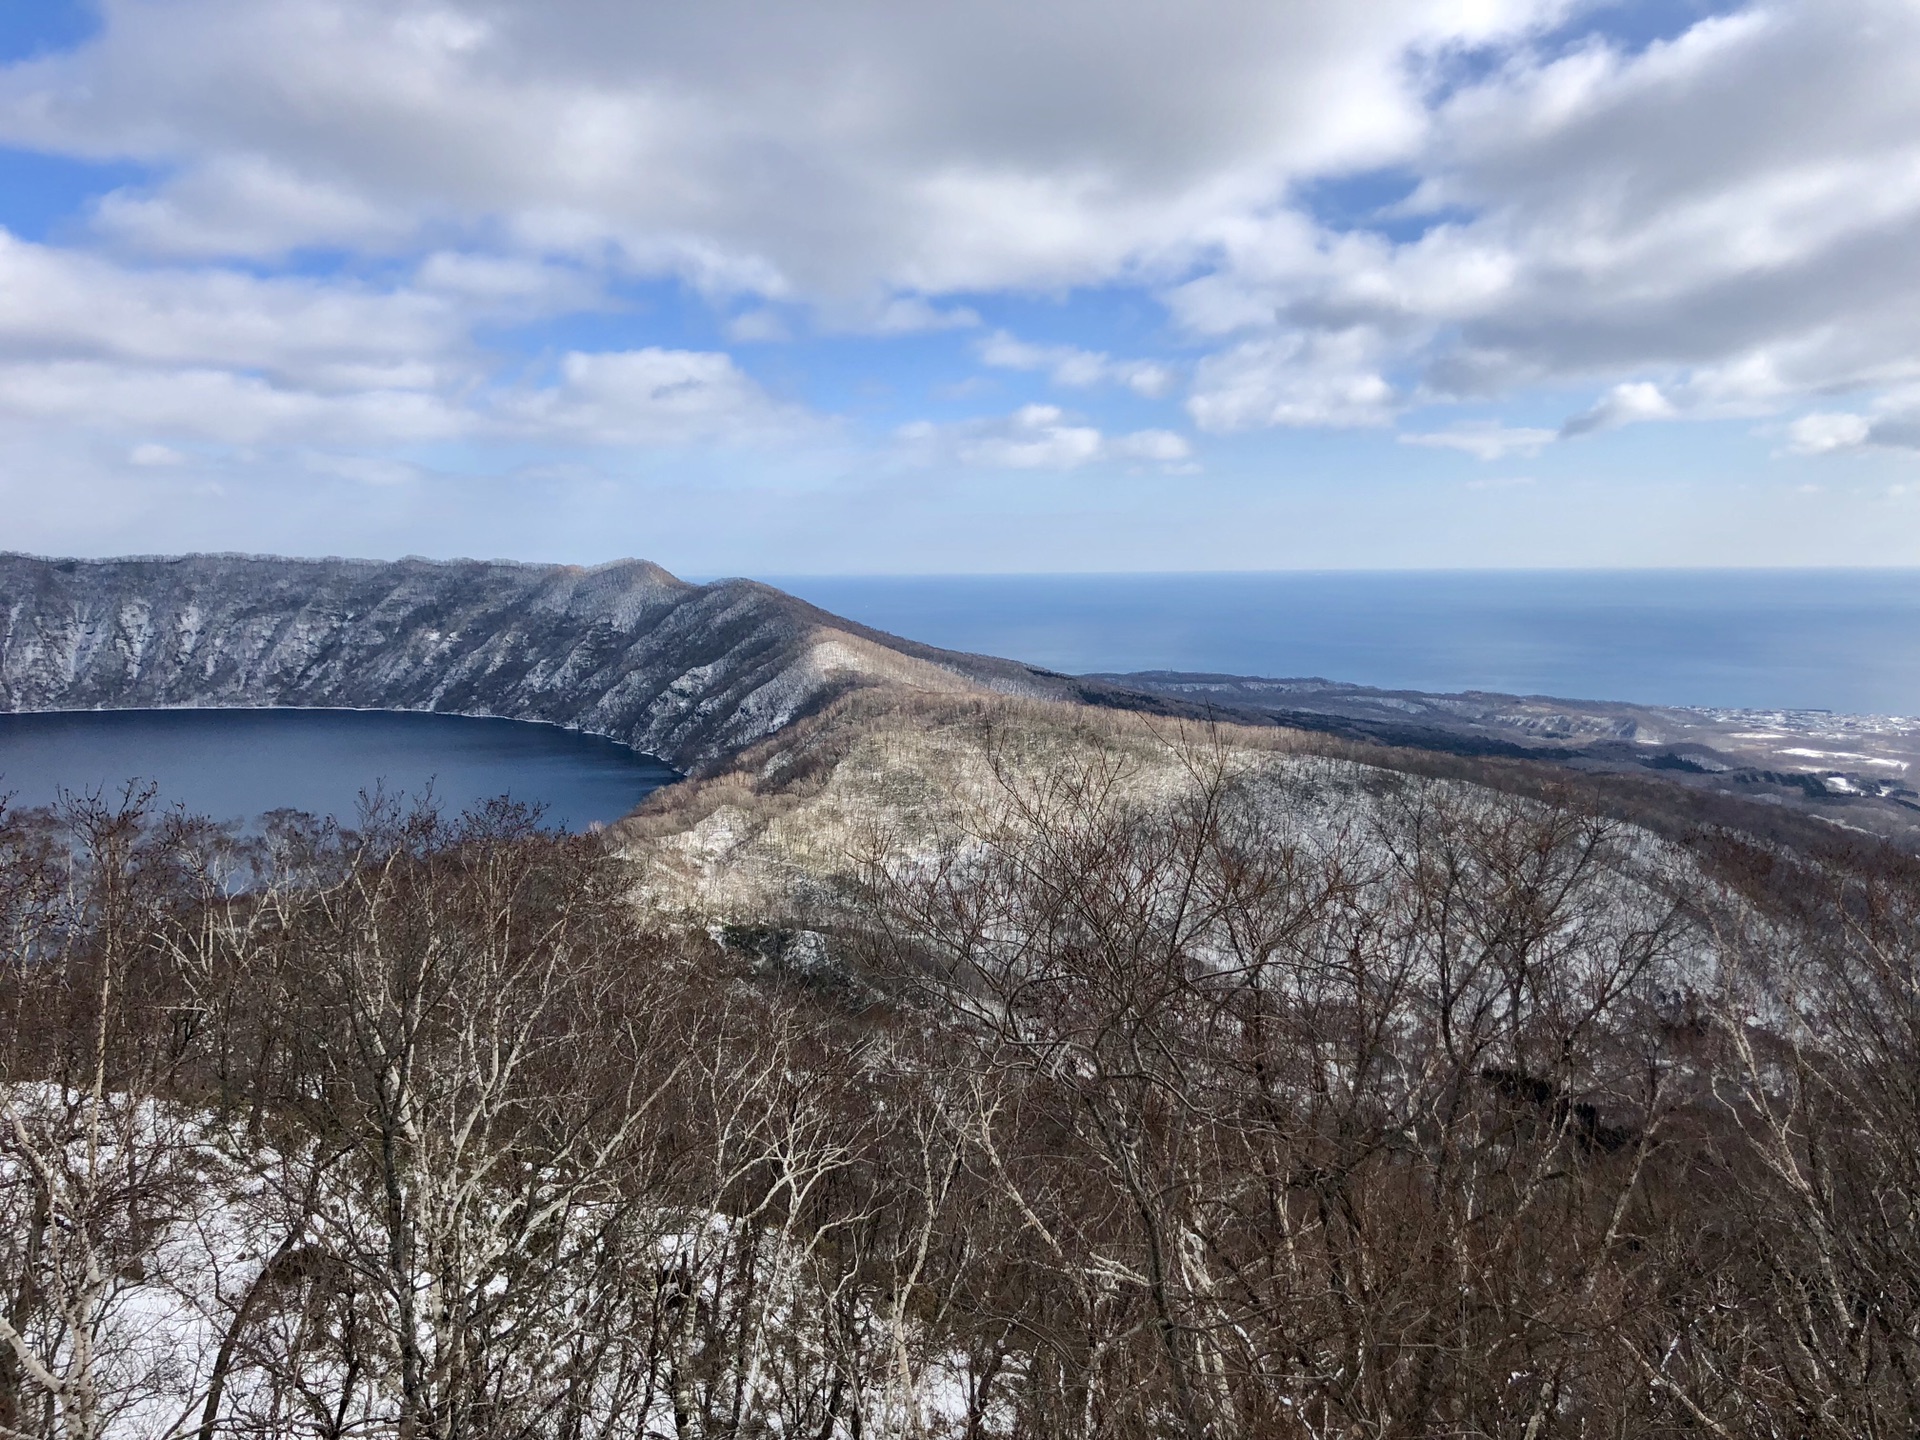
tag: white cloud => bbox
[0,229,463,387]
[300,451,422,486]
[1110,428,1192,463]
[900,404,1192,470]
[0,360,465,445]
[91,154,414,257]
[1162,2,1920,439]
[0,0,1916,538]
[977,331,1176,397]
[1560,381,1678,438]
[414,251,595,309]
[1399,423,1555,460]
[0,344,799,455]
[1188,330,1396,431]
[861,297,982,335]
[724,308,792,343]
[1786,404,1920,456]
[0,0,1562,294]
[962,409,1105,470]
[0,224,810,455]
[504,348,811,447]
[1787,411,1874,456]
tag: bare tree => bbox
[0,791,214,1440]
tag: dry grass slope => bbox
[619,688,1414,923]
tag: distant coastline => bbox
[757,569,1920,717]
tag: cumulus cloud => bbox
[0,220,806,457]
[503,348,812,447]
[1787,405,1920,456]
[1109,428,1194,463]
[861,297,982,335]
[300,451,424,486]
[1787,411,1875,456]
[1188,330,1396,431]
[1163,2,1920,437]
[899,404,1191,470]
[0,0,1917,515]
[0,229,463,387]
[91,154,415,258]
[1560,381,1679,438]
[414,251,597,310]
[724,308,792,343]
[1399,423,1556,460]
[0,0,1553,289]
[127,441,186,466]
[962,409,1104,470]
[977,331,1176,397]
[0,360,465,445]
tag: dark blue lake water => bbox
[764,570,1920,716]
[0,709,678,830]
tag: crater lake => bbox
[0,708,679,830]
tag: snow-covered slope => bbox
[0,554,1086,774]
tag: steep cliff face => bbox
[0,553,1082,774]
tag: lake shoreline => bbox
[0,707,681,831]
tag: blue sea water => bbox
[763,570,1920,716]
[0,709,678,830]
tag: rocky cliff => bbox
[0,553,1098,774]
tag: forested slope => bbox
[5,693,1918,1438]
[0,553,1129,774]
[5,558,1920,1437]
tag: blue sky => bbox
[0,0,1915,573]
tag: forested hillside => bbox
[5,698,1918,1438]
[0,554,1137,776]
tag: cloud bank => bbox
[0,0,1914,564]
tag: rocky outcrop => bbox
[0,553,1096,774]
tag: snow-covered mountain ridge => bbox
[0,553,1094,774]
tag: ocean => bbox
[761,569,1920,716]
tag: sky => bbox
[0,0,1917,574]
